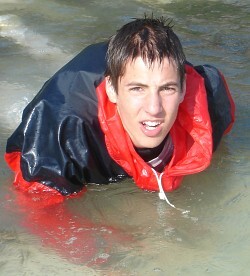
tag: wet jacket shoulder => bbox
[5,42,127,195]
[194,64,235,151]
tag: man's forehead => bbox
[125,55,177,68]
[119,56,179,79]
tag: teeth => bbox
[143,121,160,127]
[142,121,160,130]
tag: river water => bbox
[0,0,249,275]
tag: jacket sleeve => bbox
[194,64,235,151]
[5,42,109,196]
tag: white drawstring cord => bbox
[151,168,191,214]
[151,168,176,208]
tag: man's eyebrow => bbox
[159,81,179,87]
[126,81,179,87]
[125,82,148,87]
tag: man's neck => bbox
[135,134,174,172]
[135,135,169,162]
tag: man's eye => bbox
[162,86,176,94]
[130,87,142,92]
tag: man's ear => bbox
[180,75,186,103]
[105,77,117,103]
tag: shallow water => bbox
[0,0,250,275]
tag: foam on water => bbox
[0,13,73,131]
[0,82,30,130]
[0,14,68,58]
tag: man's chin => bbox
[133,137,165,149]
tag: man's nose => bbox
[144,92,163,115]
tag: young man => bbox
[5,17,235,203]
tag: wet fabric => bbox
[5,42,235,197]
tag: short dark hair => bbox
[105,16,186,91]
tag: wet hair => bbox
[105,15,186,91]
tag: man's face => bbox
[106,56,186,149]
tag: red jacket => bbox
[5,42,235,200]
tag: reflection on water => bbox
[1,0,250,275]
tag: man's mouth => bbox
[142,121,161,130]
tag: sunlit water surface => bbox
[0,0,249,275]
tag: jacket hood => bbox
[97,64,213,192]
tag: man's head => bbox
[105,16,186,91]
[105,16,186,149]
